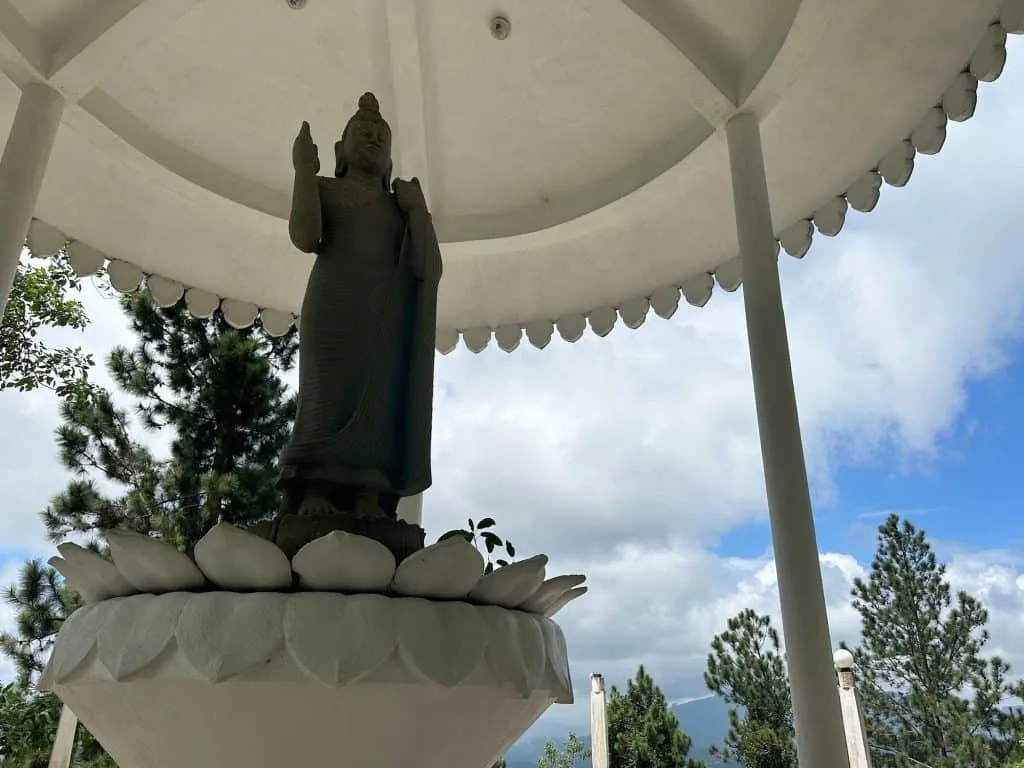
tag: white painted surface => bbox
[0,83,62,318]
[46,705,77,768]
[0,0,1009,342]
[725,110,848,768]
[835,650,874,768]
[43,591,572,768]
[590,674,610,768]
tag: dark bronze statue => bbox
[261,93,441,561]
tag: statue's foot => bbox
[297,492,337,517]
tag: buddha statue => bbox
[264,92,441,561]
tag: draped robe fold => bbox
[278,179,441,504]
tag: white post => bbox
[590,674,609,768]
[47,705,79,768]
[724,110,849,768]
[0,83,64,319]
[834,650,873,768]
[396,493,423,526]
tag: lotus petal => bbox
[292,531,396,592]
[517,574,586,614]
[194,523,292,590]
[390,536,483,599]
[105,529,206,593]
[478,606,547,697]
[176,593,287,682]
[543,586,588,619]
[396,599,485,687]
[44,603,104,686]
[286,594,396,684]
[539,619,573,702]
[98,593,191,680]
[468,554,547,608]
[479,606,529,696]
[515,611,549,695]
[51,544,136,604]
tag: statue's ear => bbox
[334,141,346,178]
[382,159,393,192]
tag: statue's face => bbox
[342,118,391,178]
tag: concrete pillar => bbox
[835,649,873,768]
[724,110,849,768]
[47,705,78,768]
[396,493,423,526]
[0,83,64,319]
[590,674,609,768]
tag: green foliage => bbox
[0,253,93,399]
[0,683,61,767]
[704,609,796,768]
[0,560,82,687]
[607,665,706,768]
[537,733,590,768]
[0,685,113,767]
[439,517,516,573]
[41,290,297,555]
[1004,739,1024,768]
[852,514,1024,767]
[2,289,297,766]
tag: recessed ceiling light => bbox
[287,0,306,9]
[491,15,511,40]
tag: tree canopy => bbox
[851,514,1024,767]
[704,609,796,768]
[607,665,706,768]
[0,253,93,399]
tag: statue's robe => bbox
[278,179,441,507]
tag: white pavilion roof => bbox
[3,0,1018,351]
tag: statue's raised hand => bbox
[393,177,427,214]
[293,121,320,175]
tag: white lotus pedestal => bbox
[39,526,586,768]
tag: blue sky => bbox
[3,37,1024,737]
[716,346,1024,562]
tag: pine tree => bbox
[852,514,1024,767]
[0,252,93,398]
[704,609,796,768]
[2,289,296,763]
[0,559,82,687]
[42,290,296,554]
[607,665,706,768]
[3,290,297,678]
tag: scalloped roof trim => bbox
[25,6,1021,353]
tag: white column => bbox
[724,111,849,768]
[834,650,873,768]
[0,83,65,319]
[47,705,79,768]
[589,674,609,768]
[396,493,423,526]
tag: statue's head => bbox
[335,92,392,191]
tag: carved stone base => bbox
[41,592,572,768]
[249,514,425,563]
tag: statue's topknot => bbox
[358,92,380,113]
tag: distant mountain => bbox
[502,695,739,768]
[671,695,740,766]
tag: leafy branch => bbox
[438,517,516,574]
